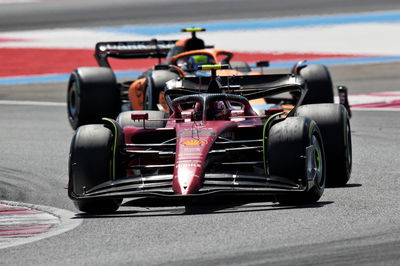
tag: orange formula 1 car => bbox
[67,28,214,129]
[67,28,350,131]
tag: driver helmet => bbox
[207,101,229,120]
[187,54,215,70]
[193,102,203,120]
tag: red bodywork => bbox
[123,101,262,196]
[173,121,253,195]
[68,72,315,203]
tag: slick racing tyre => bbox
[268,117,326,204]
[68,124,121,213]
[144,70,180,110]
[117,110,167,128]
[230,61,251,72]
[299,64,334,104]
[67,67,121,130]
[295,103,352,187]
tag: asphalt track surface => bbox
[1,1,400,265]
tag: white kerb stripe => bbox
[0,100,66,106]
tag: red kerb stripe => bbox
[0,48,367,77]
[0,224,53,237]
[0,205,38,214]
[352,100,400,108]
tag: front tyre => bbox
[68,124,121,213]
[295,104,352,186]
[268,117,326,204]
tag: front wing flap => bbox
[69,173,307,200]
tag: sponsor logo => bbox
[176,163,202,168]
[98,41,176,52]
[181,139,207,146]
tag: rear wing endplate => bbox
[95,39,177,67]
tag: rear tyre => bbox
[299,64,334,104]
[117,110,167,128]
[144,83,155,110]
[68,124,120,213]
[268,117,326,204]
[295,104,352,187]
[67,67,121,130]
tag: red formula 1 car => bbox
[68,65,352,214]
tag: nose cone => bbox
[173,161,203,195]
[172,121,232,195]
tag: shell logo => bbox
[181,139,206,146]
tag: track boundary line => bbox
[0,100,66,106]
[1,98,400,111]
[0,200,81,250]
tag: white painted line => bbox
[348,93,400,106]
[1,92,400,110]
[0,100,66,106]
[352,108,400,112]
[0,200,82,250]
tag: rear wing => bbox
[164,74,307,108]
[168,74,306,97]
[95,39,177,67]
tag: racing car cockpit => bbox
[165,28,207,63]
[170,93,257,122]
[191,100,231,121]
[176,54,216,71]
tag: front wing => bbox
[69,172,307,200]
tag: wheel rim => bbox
[68,82,79,119]
[307,134,324,187]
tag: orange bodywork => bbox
[128,77,147,110]
[170,49,232,65]
[249,99,294,118]
[170,49,263,76]
[128,49,267,112]
[158,92,169,114]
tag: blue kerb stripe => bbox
[95,10,400,35]
[0,70,142,85]
[0,74,71,85]
[1,57,400,85]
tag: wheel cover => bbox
[68,82,80,119]
[306,134,324,187]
